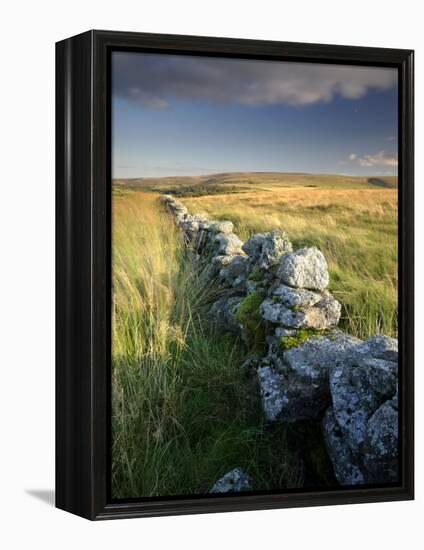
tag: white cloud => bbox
[348,150,398,168]
[113,53,398,108]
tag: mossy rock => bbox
[247,266,265,283]
[236,293,266,353]
[279,328,328,351]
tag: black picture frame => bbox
[56,29,414,520]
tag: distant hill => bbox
[367,176,398,189]
[113,171,398,196]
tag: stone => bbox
[258,332,361,422]
[258,230,292,270]
[329,356,397,451]
[242,234,267,261]
[210,468,252,493]
[364,396,399,483]
[257,366,287,421]
[270,284,322,308]
[259,291,341,329]
[353,334,398,362]
[208,220,234,234]
[208,294,244,334]
[220,255,249,288]
[214,232,245,256]
[242,231,292,270]
[160,194,174,201]
[277,247,329,290]
[322,407,366,485]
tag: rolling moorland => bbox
[111,172,398,498]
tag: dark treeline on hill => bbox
[162,184,250,197]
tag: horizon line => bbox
[112,170,399,181]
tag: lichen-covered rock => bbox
[277,247,329,290]
[242,234,267,261]
[242,230,292,270]
[258,332,361,422]
[320,335,399,485]
[160,194,174,202]
[258,230,292,270]
[257,366,287,421]
[259,291,341,329]
[210,468,252,493]
[270,284,322,308]
[220,255,249,289]
[322,407,367,485]
[208,220,234,234]
[208,294,244,334]
[329,356,397,451]
[364,396,398,483]
[214,232,245,256]
[353,334,398,362]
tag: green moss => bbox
[236,293,266,353]
[236,293,263,325]
[279,328,328,351]
[247,266,264,283]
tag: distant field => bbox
[113,171,398,196]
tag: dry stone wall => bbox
[161,194,399,489]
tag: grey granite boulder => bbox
[364,395,398,483]
[270,284,322,308]
[353,334,398,362]
[257,366,287,421]
[258,332,361,422]
[258,230,292,270]
[214,232,245,256]
[322,407,367,485]
[220,255,249,288]
[329,355,397,452]
[242,230,292,270]
[321,335,399,485]
[277,247,329,290]
[208,294,244,334]
[242,233,267,261]
[210,468,252,493]
[208,220,234,234]
[259,291,341,329]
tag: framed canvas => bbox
[56,30,414,520]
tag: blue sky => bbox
[112,52,398,178]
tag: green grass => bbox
[112,192,302,499]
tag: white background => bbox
[0,1,422,548]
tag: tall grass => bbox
[112,192,302,499]
[182,188,398,339]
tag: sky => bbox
[112,52,398,178]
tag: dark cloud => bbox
[112,52,397,109]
